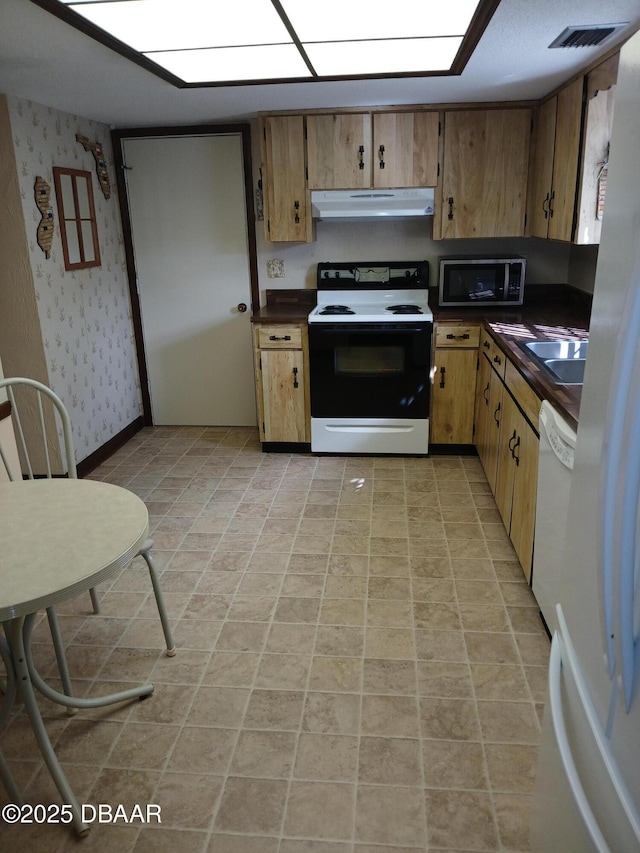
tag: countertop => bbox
[432,286,591,431]
[252,285,592,431]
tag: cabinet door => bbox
[437,109,531,239]
[474,352,493,469]
[306,114,372,189]
[548,76,585,242]
[260,349,308,443]
[483,365,504,492]
[431,347,477,444]
[494,390,519,529]
[528,96,558,239]
[510,414,539,582]
[372,112,439,188]
[262,116,311,242]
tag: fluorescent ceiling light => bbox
[50,0,492,85]
[306,38,463,77]
[150,44,312,84]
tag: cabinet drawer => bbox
[256,325,303,349]
[480,328,507,378]
[435,324,480,348]
[506,360,542,430]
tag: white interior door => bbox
[123,134,256,425]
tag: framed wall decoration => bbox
[52,166,101,270]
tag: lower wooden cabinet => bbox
[474,329,541,582]
[253,323,310,444]
[430,324,480,445]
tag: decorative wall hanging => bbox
[76,134,111,200]
[53,166,101,271]
[34,176,55,258]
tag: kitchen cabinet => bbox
[574,53,618,245]
[306,111,439,189]
[475,330,541,581]
[260,115,312,242]
[528,77,585,241]
[430,324,480,445]
[306,113,372,190]
[253,323,310,443]
[434,108,531,239]
[371,112,439,188]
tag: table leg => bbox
[140,540,176,656]
[6,617,89,836]
[23,615,154,711]
[0,631,21,804]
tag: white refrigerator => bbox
[530,30,640,851]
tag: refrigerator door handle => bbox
[548,630,611,853]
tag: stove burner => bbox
[386,304,423,314]
[319,305,355,315]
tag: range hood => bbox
[311,188,434,219]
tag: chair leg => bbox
[139,540,176,656]
[46,607,77,715]
[89,587,101,615]
[0,632,22,805]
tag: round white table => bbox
[0,479,173,835]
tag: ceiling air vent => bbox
[549,23,628,49]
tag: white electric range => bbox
[307,262,433,455]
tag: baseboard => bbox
[77,416,145,477]
[262,441,311,453]
[428,443,478,456]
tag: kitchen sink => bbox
[524,340,589,360]
[520,339,589,385]
[543,358,586,384]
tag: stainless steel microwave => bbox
[438,256,526,307]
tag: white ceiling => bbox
[1,0,639,128]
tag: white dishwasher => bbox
[532,400,577,635]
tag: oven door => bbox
[308,322,432,419]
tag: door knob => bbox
[237,303,247,313]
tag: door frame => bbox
[111,123,259,425]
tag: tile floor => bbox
[0,426,551,852]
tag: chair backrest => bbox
[0,377,77,480]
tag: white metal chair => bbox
[0,378,175,699]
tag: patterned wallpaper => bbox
[6,96,142,462]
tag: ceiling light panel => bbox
[147,44,312,83]
[64,0,292,52]
[280,0,481,41]
[305,37,463,76]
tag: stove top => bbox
[309,260,433,323]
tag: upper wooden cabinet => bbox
[434,108,532,239]
[528,53,618,244]
[260,115,312,243]
[372,112,440,188]
[306,114,371,190]
[574,53,618,245]
[528,77,584,241]
[306,111,439,190]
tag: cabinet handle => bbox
[483,382,490,404]
[378,145,385,169]
[508,429,517,453]
[483,340,491,350]
[447,196,454,221]
[293,366,299,388]
[446,332,470,340]
[512,435,521,465]
[493,401,501,426]
[548,190,555,219]
[439,366,446,388]
[358,145,365,170]
[493,353,502,366]
[542,192,550,220]
[294,200,300,223]
[269,334,291,341]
